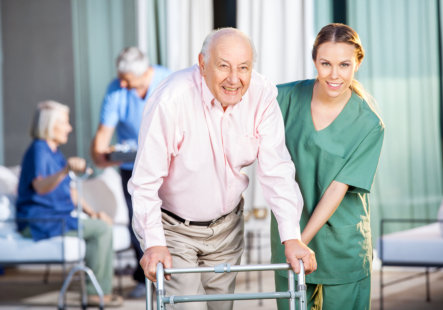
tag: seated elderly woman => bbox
[16,100,123,306]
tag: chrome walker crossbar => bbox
[146,261,307,310]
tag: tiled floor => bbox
[0,265,442,309]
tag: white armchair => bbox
[82,167,131,254]
[377,205,443,310]
[0,165,131,283]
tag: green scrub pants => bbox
[275,272,371,310]
[67,218,114,295]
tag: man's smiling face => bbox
[199,31,253,108]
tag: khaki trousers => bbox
[161,201,244,310]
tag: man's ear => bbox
[198,53,205,74]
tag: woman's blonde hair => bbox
[30,100,69,140]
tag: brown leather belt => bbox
[161,198,243,227]
[161,208,221,226]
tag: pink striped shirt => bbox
[129,65,303,249]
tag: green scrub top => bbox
[271,79,384,284]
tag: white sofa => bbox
[378,213,443,309]
[0,165,131,269]
[379,222,443,266]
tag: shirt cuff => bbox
[279,225,301,243]
[142,226,167,251]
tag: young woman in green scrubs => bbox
[271,23,384,310]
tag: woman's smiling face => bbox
[314,41,360,100]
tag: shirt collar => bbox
[201,75,215,109]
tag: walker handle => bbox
[68,167,93,181]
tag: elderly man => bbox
[91,46,170,298]
[129,28,316,310]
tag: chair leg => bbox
[43,264,50,284]
[257,230,263,307]
[116,251,123,295]
[380,266,384,310]
[80,269,87,308]
[426,267,431,302]
[245,231,253,290]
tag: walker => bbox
[58,169,104,310]
[146,261,307,310]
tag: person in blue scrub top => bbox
[17,101,122,307]
[90,46,170,298]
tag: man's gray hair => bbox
[116,47,150,77]
[30,100,69,140]
[200,28,257,64]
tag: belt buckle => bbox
[209,218,218,226]
[210,213,227,226]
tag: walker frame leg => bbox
[57,261,104,309]
[146,278,154,310]
[57,170,104,310]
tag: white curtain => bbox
[139,0,212,71]
[348,0,443,240]
[165,0,213,71]
[237,0,314,85]
[237,0,315,211]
